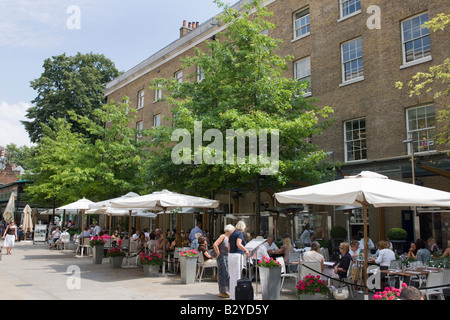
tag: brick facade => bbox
[105,0,450,245]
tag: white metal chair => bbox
[196,251,217,283]
[59,232,72,250]
[286,251,301,273]
[277,257,298,292]
[420,271,445,300]
[80,237,91,257]
[298,261,322,279]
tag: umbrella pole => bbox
[162,209,167,276]
[128,210,132,267]
[363,203,369,300]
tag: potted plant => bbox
[258,255,281,300]
[89,236,105,264]
[179,249,198,284]
[387,227,408,253]
[296,274,332,300]
[106,248,126,268]
[140,252,163,277]
[373,283,408,300]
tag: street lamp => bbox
[403,134,415,185]
[403,133,418,241]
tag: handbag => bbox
[333,287,349,300]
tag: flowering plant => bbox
[180,249,198,257]
[106,248,126,257]
[296,274,331,298]
[258,255,281,268]
[89,236,106,247]
[373,283,407,300]
[139,252,164,266]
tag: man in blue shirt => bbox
[189,221,203,242]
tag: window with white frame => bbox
[293,8,310,40]
[344,118,366,162]
[406,105,436,153]
[137,90,144,109]
[294,57,311,95]
[136,121,143,140]
[154,84,162,102]
[401,12,430,65]
[340,0,361,19]
[341,37,363,83]
[175,70,183,82]
[153,114,161,128]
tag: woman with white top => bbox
[372,240,396,287]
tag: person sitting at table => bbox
[399,285,424,300]
[198,236,217,266]
[190,232,202,251]
[406,241,417,260]
[349,240,361,290]
[147,232,157,252]
[81,226,91,238]
[277,236,293,264]
[415,238,431,265]
[136,232,147,254]
[155,232,170,253]
[371,240,396,288]
[263,236,279,252]
[334,242,352,280]
[443,247,450,257]
[111,229,120,246]
[302,240,324,272]
[426,237,439,255]
[49,226,62,249]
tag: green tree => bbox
[22,52,120,143]
[23,98,151,208]
[395,13,450,146]
[4,143,36,170]
[146,0,334,231]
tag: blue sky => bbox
[0,0,228,147]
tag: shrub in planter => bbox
[330,226,347,239]
[387,228,407,241]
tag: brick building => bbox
[105,0,450,249]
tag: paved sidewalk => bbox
[0,241,370,301]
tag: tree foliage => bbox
[22,52,120,143]
[22,99,150,207]
[145,0,334,197]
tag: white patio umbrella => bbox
[22,204,33,234]
[57,197,95,231]
[111,189,220,275]
[2,192,15,223]
[275,171,450,299]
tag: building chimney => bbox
[180,20,191,38]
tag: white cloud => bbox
[0,101,34,147]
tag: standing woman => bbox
[228,221,250,300]
[2,220,18,255]
[213,224,235,298]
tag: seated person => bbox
[263,236,279,253]
[49,227,62,249]
[197,236,217,266]
[302,241,324,272]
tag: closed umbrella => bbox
[2,192,15,223]
[22,204,33,235]
[111,189,220,275]
[275,171,450,299]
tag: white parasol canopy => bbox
[22,204,33,233]
[2,192,15,223]
[57,197,95,210]
[275,171,450,208]
[111,189,219,275]
[275,171,450,299]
